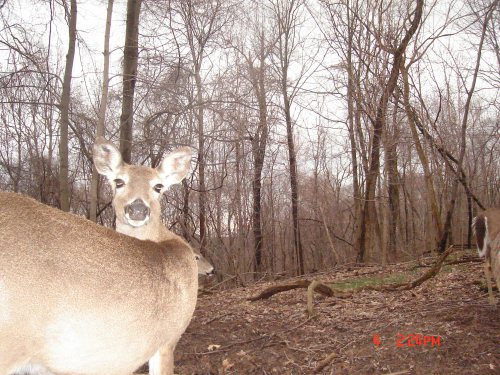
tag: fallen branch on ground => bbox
[248,246,456,301]
[391,245,455,291]
[314,352,338,373]
[247,279,349,301]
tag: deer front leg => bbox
[484,262,496,305]
[148,343,175,375]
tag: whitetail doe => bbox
[472,208,500,305]
[93,137,213,374]
[0,191,198,375]
[93,136,214,277]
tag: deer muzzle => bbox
[125,199,151,224]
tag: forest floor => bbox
[174,249,499,375]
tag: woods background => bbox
[0,0,498,282]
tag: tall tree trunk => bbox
[177,0,221,256]
[346,0,362,261]
[250,36,269,274]
[119,0,142,163]
[90,0,114,222]
[437,1,496,253]
[252,136,266,273]
[182,179,191,240]
[358,0,423,262]
[382,88,401,262]
[466,193,473,248]
[274,0,305,275]
[234,136,244,273]
[283,87,304,275]
[400,62,443,248]
[194,68,207,254]
[385,118,400,262]
[58,0,77,212]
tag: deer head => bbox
[93,137,214,277]
[93,137,192,238]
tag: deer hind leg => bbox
[148,343,175,375]
[484,261,495,305]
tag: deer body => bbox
[93,137,213,374]
[473,208,500,304]
[0,192,198,374]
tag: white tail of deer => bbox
[93,136,214,277]
[0,191,198,374]
[472,208,500,305]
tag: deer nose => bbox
[125,199,150,221]
[206,268,215,276]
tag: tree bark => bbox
[385,91,400,261]
[182,179,191,241]
[345,0,362,261]
[283,85,304,275]
[194,67,207,253]
[119,0,142,164]
[357,0,423,262]
[90,0,114,222]
[274,0,305,275]
[58,0,77,212]
[249,33,269,274]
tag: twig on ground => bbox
[314,351,338,373]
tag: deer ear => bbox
[158,146,193,186]
[93,137,124,180]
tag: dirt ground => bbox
[174,250,499,375]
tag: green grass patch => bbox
[329,273,407,291]
[441,265,454,273]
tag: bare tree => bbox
[270,0,305,275]
[176,0,228,254]
[249,41,271,274]
[400,63,443,250]
[438,0,497,253]
[58,0,77,212]
[232,7,274,274]
[89,0,114,222]
[1,0,499,280]
[358,0,423,262]
[119,0,142,163]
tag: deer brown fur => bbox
[0,192,198,374]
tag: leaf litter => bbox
[175,250,499,374]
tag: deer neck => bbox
[116,216,163,242]
[116,217,178,243]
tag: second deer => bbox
[472,208,500,304]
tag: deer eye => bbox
[154,184,164,193]
[114,179,125,189]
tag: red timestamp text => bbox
[396,333,441,348]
